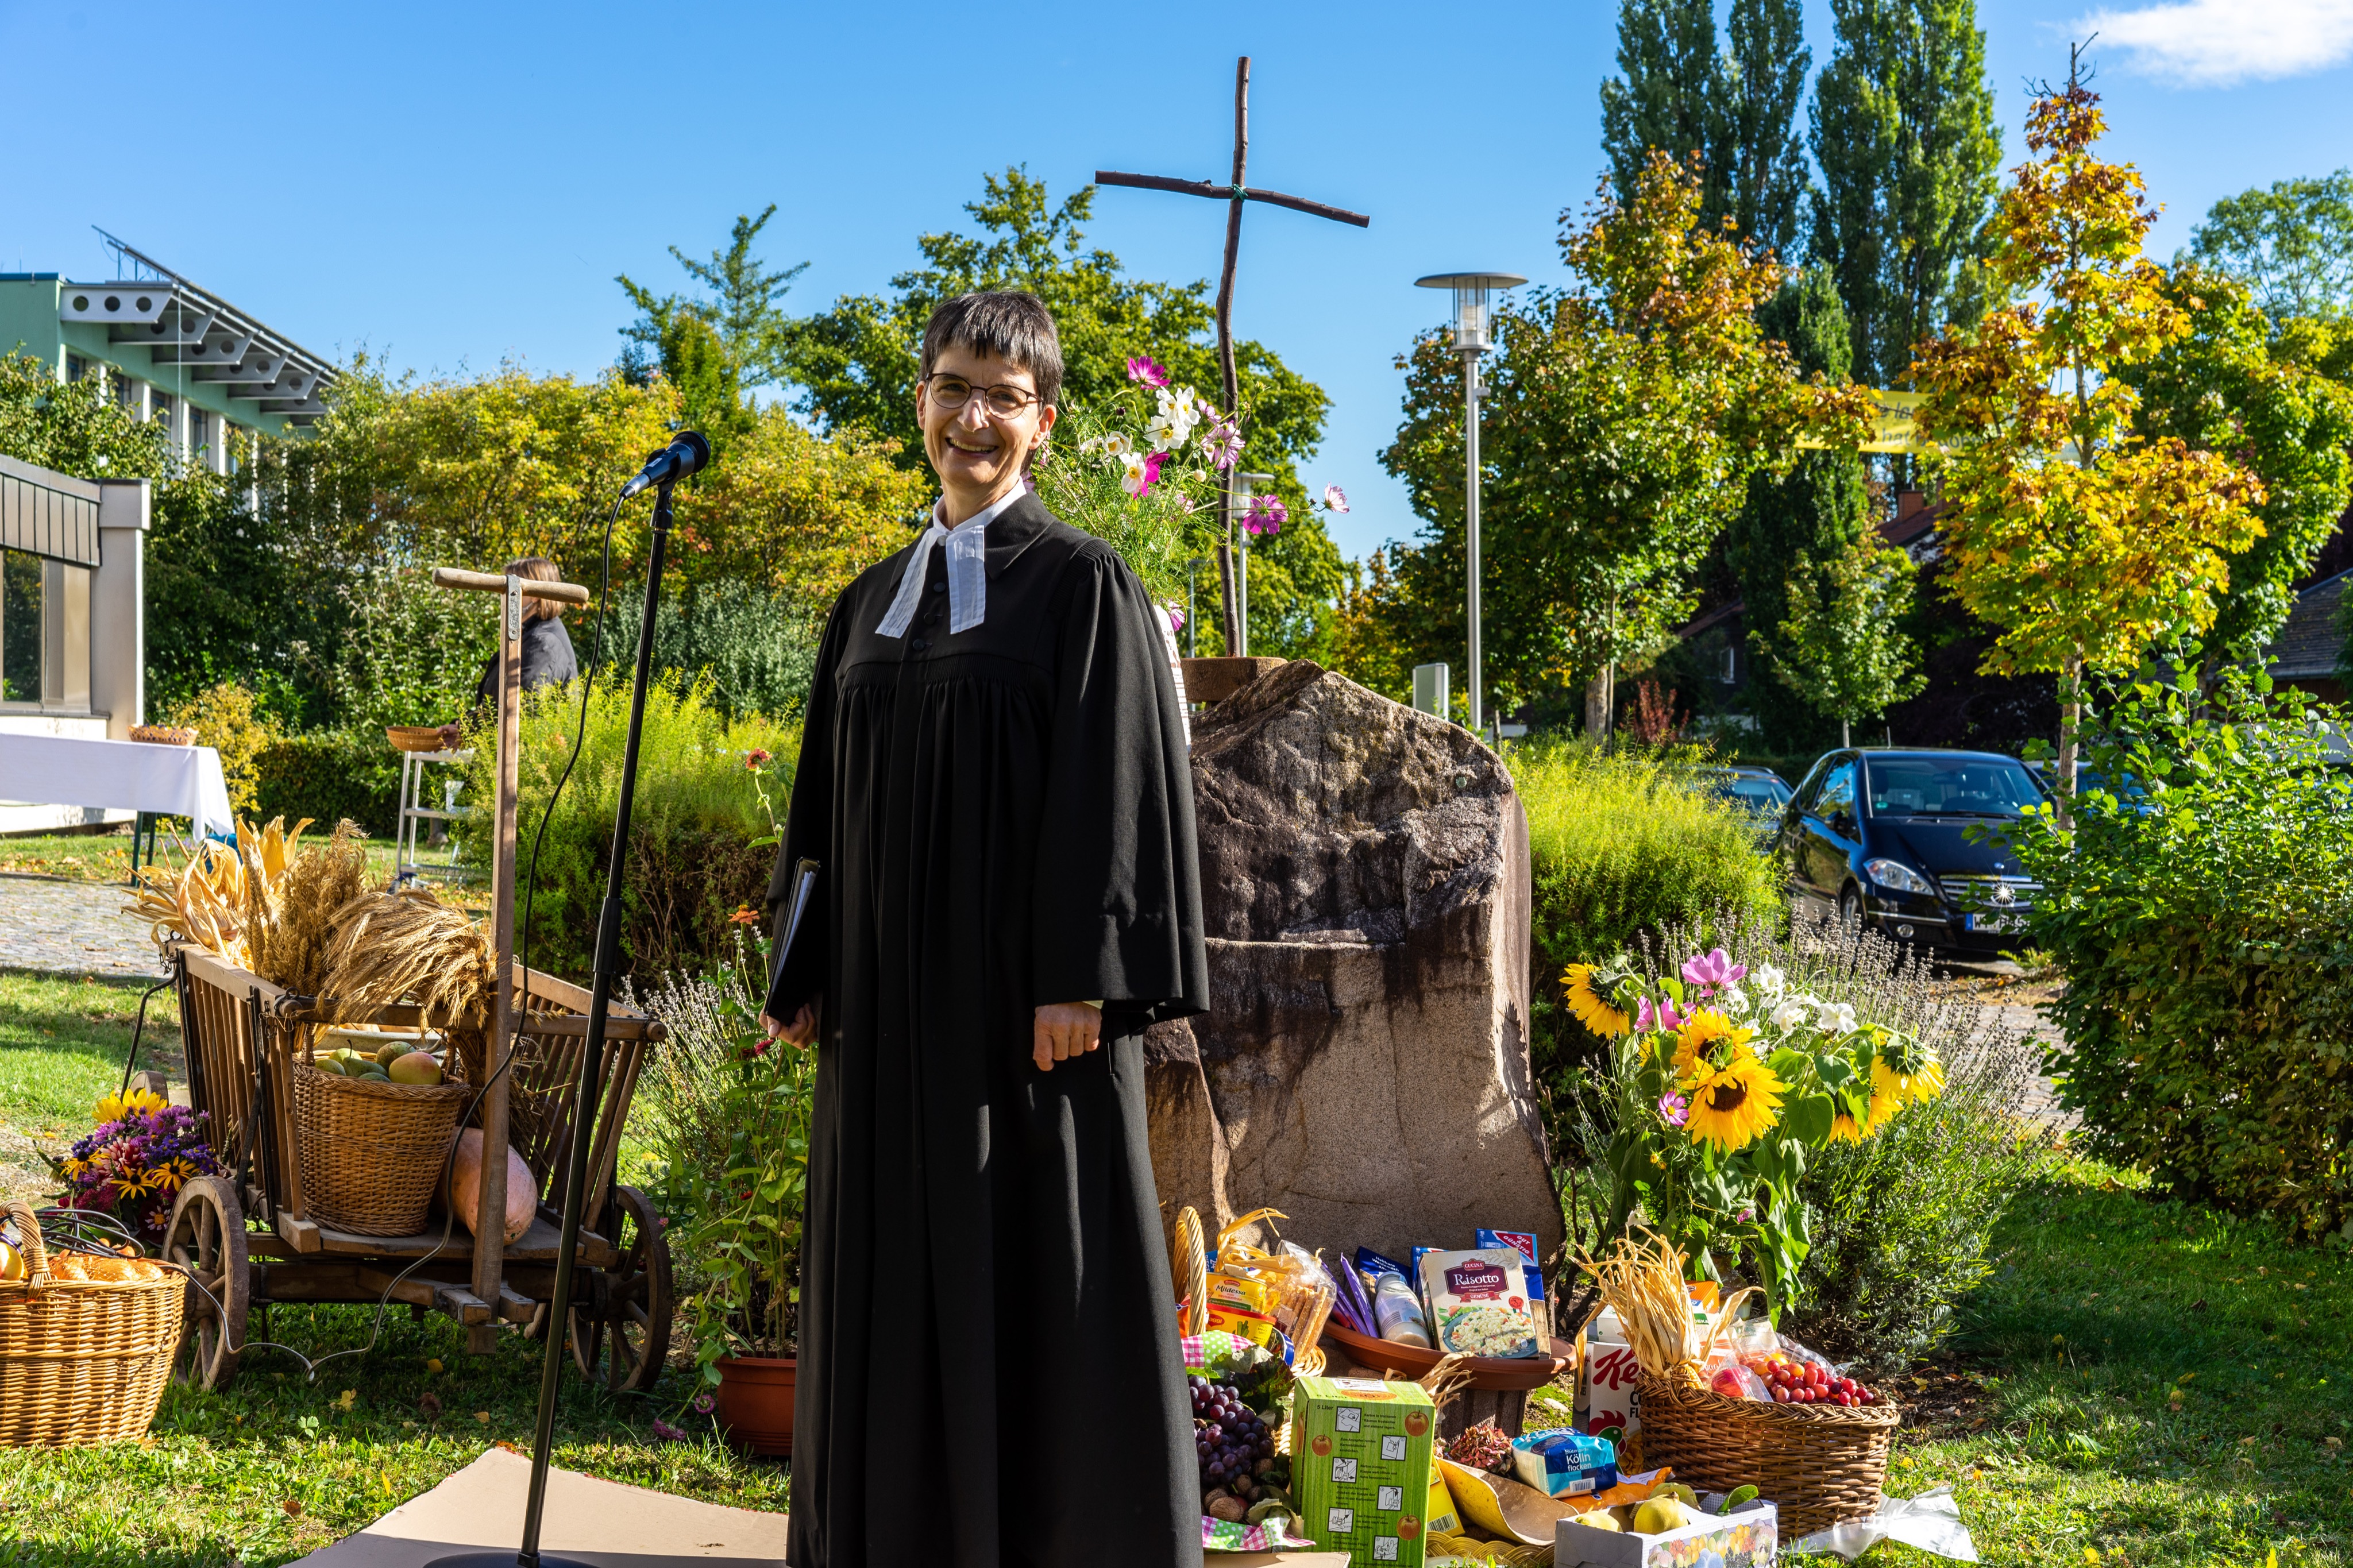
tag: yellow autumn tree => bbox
[1912,60,2265,808]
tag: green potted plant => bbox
[633,927,814,1454]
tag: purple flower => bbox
[1201,420,1243,470]
[691,1392,718,1416]
[1680,948,1749,995]
[1166,603,1186,633]
[652,1418,689,1443]
[1243,496,1288,538]
[1736,1206,1756,1225]
[1125,355,1169,388]
[1322,484,1349,513]
[1657,1091,1689,1128]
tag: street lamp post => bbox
[1228,470,1274,658]
[1414,272,1524,737]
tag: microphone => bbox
[619,431,711,500]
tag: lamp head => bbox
[1414,272,1527,354]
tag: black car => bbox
[1773,748,2046,956]
[1697,766,1793,840]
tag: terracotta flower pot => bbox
[715,1355,796,1456]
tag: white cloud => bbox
[2075,0,2353,86]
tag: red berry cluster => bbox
[1743,1352,1873,1407]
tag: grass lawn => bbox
[0,831,478,910]
[6,974,2348,1564]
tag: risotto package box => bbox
[1417,1248,1541,1359]
[1289,1375,1436,1566]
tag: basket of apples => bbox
[1637,1345,1899,1538]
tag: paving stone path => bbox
[0,874,170,983]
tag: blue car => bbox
[1773,748,2046,956]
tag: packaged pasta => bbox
[1417,1248,1541,1359]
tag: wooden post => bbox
[470,572,524,1354]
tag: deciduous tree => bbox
[1774,536,1924,747]
[2184,169,2353,320]
[1912,65,2266,810]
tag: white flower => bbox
[1769,999,1812,1033]
[1147,412,1184,451]
[1118,451,1150,496]
[1079,435,1109,455]
[1752,963,1785,998]
[1718,983,1750,1015]
[1097,431,1134,459]
[1814,1001,1859,1036]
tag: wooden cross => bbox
[1097,56,1369,656]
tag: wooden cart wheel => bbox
[164,1174,249,1391]
[569,1185,673,1394]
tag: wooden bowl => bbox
[1318,1320,1576,1391]
[129,725,198,746]
[386,725,451,754]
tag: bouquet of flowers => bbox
[1566,948,1945,1315]
[52,1088,225,1247]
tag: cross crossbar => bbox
[1093,171,1370,229]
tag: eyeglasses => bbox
[924,373,1044,418]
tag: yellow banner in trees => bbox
[1799,389,1931,454]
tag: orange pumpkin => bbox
[442,1129,536,1243]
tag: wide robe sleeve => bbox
[1030,548,1210,1022]
[762,596,848,1022]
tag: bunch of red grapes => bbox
[1743,1351,1874,1407]
[1190,1375,1274,1490]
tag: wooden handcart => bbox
[159,945,672,1393]
[156,562,673,1395]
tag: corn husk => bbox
[1572,1226,1757,1385]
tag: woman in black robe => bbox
[762,292,1209,1567]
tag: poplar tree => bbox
[1598,0,1812,257]
[1808,0,2003,387]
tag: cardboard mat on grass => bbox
[288,1446,790,1567]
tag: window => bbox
[151,391,175,431]
[1863,756,2043,818]
[64,354,90,383]
[1,550,40,704]
[1818,762,1858,833]
[190,408,211,462]
[1718,644,1737,683]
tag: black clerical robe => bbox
[762,493,1210,1568]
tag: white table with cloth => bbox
[0,733,235,841]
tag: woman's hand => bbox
[1032,1002,1102,1072]
[760,1002,818,1045]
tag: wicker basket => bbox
[128,725,198,746]
[385,725,452,754]
[0,1199,185,1447]
[1636,1370,1899,1538]
[291,1060,472,1236]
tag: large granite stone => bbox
[1169,660,1560,1267]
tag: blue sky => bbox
[4,0,2351,562]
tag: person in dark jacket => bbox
[437,555,580,748]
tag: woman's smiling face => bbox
[916,343,1055,512]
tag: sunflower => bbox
[1683,1053,1785,1152]
[1828,1106,1872,1144]
[1870,1053,1946,1110]
[1671,1010,1756,1084]
[1563,965,1631,1038]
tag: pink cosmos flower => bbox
[1680,948,1748,995]
[1657,1090,1689,1128]
[1323,484,1349,513]
[1125,355,1169,388]
[1166,603,1186,633]
[1202,420,1243,469]
[1635,996,1689,1033]
[1243,496,1289,538]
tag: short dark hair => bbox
[920,291,1063,408]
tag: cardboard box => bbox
[1288,1375,1436,1566]
[1577,1333,1642,1465]
[1553,1500,1778,1568]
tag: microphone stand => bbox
[427,469,681,1568]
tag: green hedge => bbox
[253,731,403,837]
[1506,737,1780,1143]
[2007,661,2353,1239]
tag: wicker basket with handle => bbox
[0,1198,186,1447]
[291,1038,473,1237]
[1635,1370,1900,1537]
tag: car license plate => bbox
[1966,911,2018,933]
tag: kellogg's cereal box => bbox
[1577,1332,1643,1469]
[1289,1375,1435,1566]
